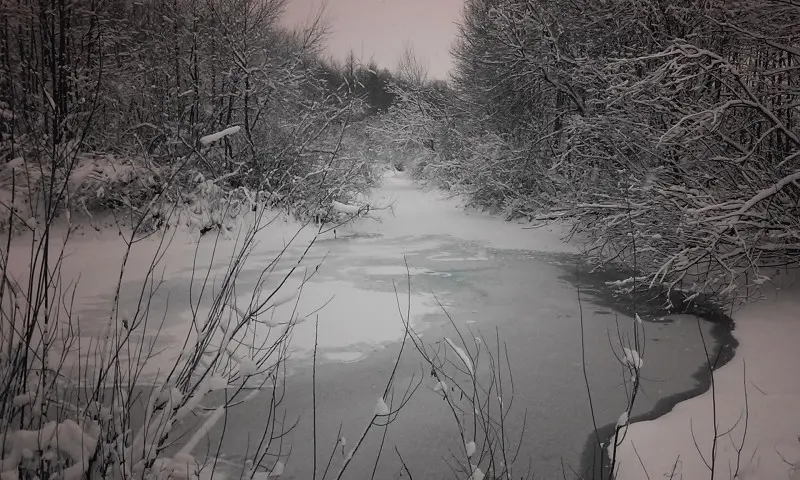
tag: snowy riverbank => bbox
[613,269,800,479]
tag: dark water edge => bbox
[555,255,740,480]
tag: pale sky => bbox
[282,0,463,80]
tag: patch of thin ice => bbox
[337,265,432,276]
[428,253,490,262]
[323,351,365,363]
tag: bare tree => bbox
[397,43,429,88]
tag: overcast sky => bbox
[282,0,463,80]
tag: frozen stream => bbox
[6,171,733,479]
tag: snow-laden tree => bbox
[411,0,799,299]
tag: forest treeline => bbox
[386,0,800,299]
[0,0,398,233]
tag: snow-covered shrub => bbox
[0,142,164,234]
[67,154,162,214]
[178,174,257,235]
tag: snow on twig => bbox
[199,126,241,146]
[331,200,361,215]
[444,337,474,377]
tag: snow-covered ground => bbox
[614,269,800,479]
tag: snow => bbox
[199,126,241,146]
[331,200,361,214]
[207,375,228,391]
[239,357,257,377]
[616,410,629,430]
[613,269,800,480]
[265,288,298,309]
[621,347,642,370]
[465,440,477,458]
[268,461,284,477]
[0,420,97,480]
[11,393,34,407]
[371,171,573,253]
[374,397,390,416]
[445,337,474,377]
[469,465,485,480]
[434,380,448,395]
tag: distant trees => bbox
[392,0,800,299]
[317,51,396,114]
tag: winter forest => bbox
[1,0,799,479]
